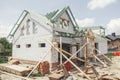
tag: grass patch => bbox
[0,56,8,63]
[31,72,44,77]
[106,53,114,58]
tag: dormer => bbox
[46,6,78,35]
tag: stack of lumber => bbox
[0,63,31,76]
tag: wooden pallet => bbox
[0,63,31,76]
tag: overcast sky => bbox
[0,0,120,37]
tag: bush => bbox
[0,56,8,63]
[0,37,12,56]
[31,72,44,77]
[106,53,114,58]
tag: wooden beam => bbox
[58,47,85,62]
[26,60,41,77]
[95,49,112,63]
[84,37,88,69]
[0,64,31,76]
[102,54,112,63]
[47,40,92,80]
[64,42,88,64]
[93,54,107,67]
[0,70,30,80]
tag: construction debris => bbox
[8,60,20,65]
[0,64,31,76]
[0,70,49,80]
[48,73,64,80]
[1,29,120,80]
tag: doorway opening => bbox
[95,43,98,54]
[58,43,71,64]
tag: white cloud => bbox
[88,0,116,10]
[106,18,120,35]
[0,24,12,38]
[76,18,95,27]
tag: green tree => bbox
[0,37,12,56]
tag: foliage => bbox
[0,56,8,63]
[31,72,44,77]
[106,53,114,58]
[0,37,12,56]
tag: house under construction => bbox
[7,6,108,69]
[2,6,117,80]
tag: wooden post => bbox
[91,38,97,63]
[84,37,88,69]
[47,40,92,80]
[60,37,62,64]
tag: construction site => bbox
[0,6,120,80]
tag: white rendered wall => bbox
[95,38,108,54]
[53,11,75,34]
[12,14,53,63]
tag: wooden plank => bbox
[58,47,85,62]
[102,54,112,63]
[84,37,88,69]
[60,64,69,78]
[77,73,96,78]
[101,76,116,80]
[0,70,31,80]
[91,66,99,77]
[93,54,107,67]
[48,73,64,79]
[0,64,31,76]
[51,69,63,73]
[64,42,88,64]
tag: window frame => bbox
[26,44,31,48]
[26,19,31,35]
[38,43,46,48]
[20,26,24,36]
[16,45,20,48]
[33,22,38,34]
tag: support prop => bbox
[47,40,92,80]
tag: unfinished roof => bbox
[45,6,78,26]
[45,6,79,32]
[7,10,52,38]
[45,9,59,20]
[8,6,80,39]
[95,34,110,41]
